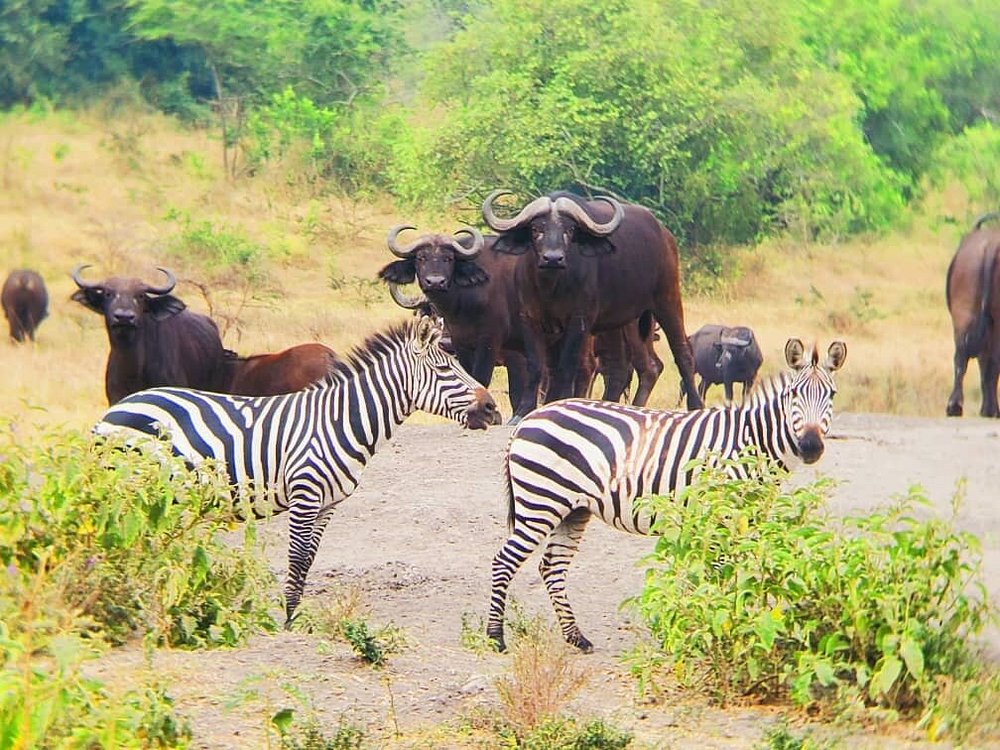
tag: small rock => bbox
[459,675,491,695]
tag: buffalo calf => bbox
[3,269,48,342]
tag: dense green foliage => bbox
[2,0,999,243]
[0,428,280,747]
[627,454,995,729]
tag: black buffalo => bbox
[946,212,1000,417]
[683,324,763,405]
[378,226,530,417]
[2,269,48,342]
[483,190,702,420]
[71,265,230,404]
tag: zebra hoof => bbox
[568,634,594,653]
[488,632,507,653]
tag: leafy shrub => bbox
[272,708,365,750]
[0,427,277,647]
[163,208,272,285]
[498,716,633,750]
[627,454,995,716]
[339,618,405,668]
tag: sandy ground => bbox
[91,412,1000,749]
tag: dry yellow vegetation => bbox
[0,107,976,433]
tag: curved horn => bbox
[387,224,427,259]
[553,195,624,236]
[388,282,427,310]
[720,334,751,347]
[70,263,100,290]
[451,227,484,258]
[145,267,177,296]
[974,211,1000,231]
[482,190,553,232]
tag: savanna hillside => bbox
[0,107,987,430]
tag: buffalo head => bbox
[378,226,487,305]
[71,265,184,343]
[483,190,624,268]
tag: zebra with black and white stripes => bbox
[487,338,846,652]
[97,316,498,622]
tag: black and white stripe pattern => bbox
[97,317,496,622]
[487,338,847,652]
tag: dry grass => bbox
[493,623,590,733]
[0,107,981,435]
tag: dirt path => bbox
[92,413,1000,749]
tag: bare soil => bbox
[91,412,1000,749]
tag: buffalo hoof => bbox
[946,402,963,417]
[507,415,523,426]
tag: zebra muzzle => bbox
[467,388,499,429]
[798,426,825,464]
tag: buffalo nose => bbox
[112,310,137,326]
[423,275,449,290]
[539,252,566,268]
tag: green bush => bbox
[627,454,995,717]
[0,427,277,647]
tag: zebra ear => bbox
[824,341,847,371]
[784,338,806,369]
[413,315,439,353]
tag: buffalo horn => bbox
[720,334,750,347]
[144,267,177,296]
[387,224,426,259]
[388,282,427,310]
[451,227,484,258]
[482,190,553,232]
[70,263,100,290]
[552,195,624,236]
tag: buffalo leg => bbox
[503,351,528,419]
[724,379,735,406]
[595,330,629,402]
[652,301,702,410]
[512,328,545,422]
[627,323,663,406]
[546,318,589,403]
[980,350,1000,418]
[946,346,968,417]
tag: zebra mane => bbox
[743,369,794,409]
[320,319,416,385]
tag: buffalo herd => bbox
[11,196,997,420]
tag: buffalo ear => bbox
[492,234,530,255]
[71,288,104,313]
[577,235,616,257]
[454,260,490,287]
[378,260,416,285]
[147,294,186,321]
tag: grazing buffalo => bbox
[224,343,338,396]
[2,269,48,342]
[483,190,702,420]
[683,324,763,405]
[378,226,530,418]
[71,265,230,404]
[946,212,1000,417]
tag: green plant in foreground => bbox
[272,708,365,750]
[339,618,404,667]
[627,453,995,727]
[0,427,278,647]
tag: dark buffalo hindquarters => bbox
[946,212,1000,417]
[2,269,48,342]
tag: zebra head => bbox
[407,316,499,429]
[781,338,848,464]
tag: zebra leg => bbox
[488,520,553,652]
[284,498,337,625]
[538,508,594,652]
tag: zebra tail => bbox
[503,439,516,532]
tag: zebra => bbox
[487,337,847,653]
[96,316,498,622]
